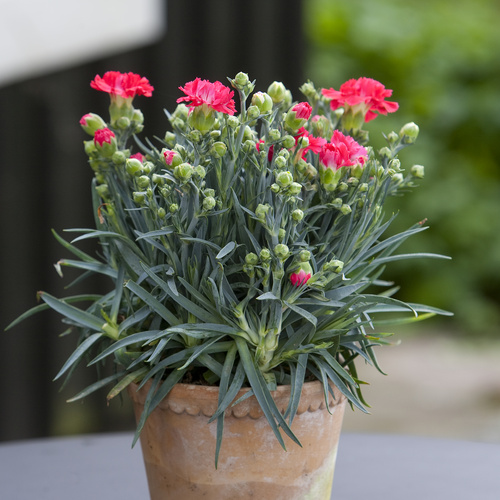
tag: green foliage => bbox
[6,70,451,462]
[305,0,500,334]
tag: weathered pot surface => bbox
[128,380,346,500]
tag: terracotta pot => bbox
[128,380,346,500]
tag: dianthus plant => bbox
[9,70,450,460]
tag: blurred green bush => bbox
[304,0,500,334]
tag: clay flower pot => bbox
[128,380,346,500]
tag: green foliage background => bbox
[304,0,500,334]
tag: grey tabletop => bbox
[1,432,499,499]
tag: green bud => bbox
[187,105,216,133]
[379,147,392,159]
[95,184,109,198]
[255,203,270,220]
[80,113,108,136]
[267,81,287,104]
[210,129,221,139]
[152,174,164,185]
[325,259,344,273]
[400,122,419,143]
[142,161,153,174]
[133,192,146,204]
[270,183,280,193]
[227,115,239,128]
[387,131,399,145]
[411,164,425,178]
[274,156,287,169]
[157,207,166,219]
[311,115,331,139]
[204,188,216,198]
[174,162,194,181]
[195,165,206,179]
[203,196,216,210]
[340,204,352,215]
[299,81,317,100]
[278,228,286,242]
[172,104,189,121]
[392,173,404,183]
[243,264,255,277]
[296,135,309,149]
[137,175,150,189]
[299,250,311,262]
[260,248,272,262]
[278,149,290,160]
[132,108,144,125]
[169,203,179,214]
[268,128,281,141]
[117,116,131,130]
[274,243,290,260]
[276,170,293,187]
[247,105,260,119]
[292,209,304,222]
[289,182,302,196]
[234,71,250,87]
[282,135,295,149]
[338,182,348,192]
[245,252,259,266]
[112,151,127,165]
[126,158,143,176]
[359,183,369,193]
[389,158,401,171]
[164,131,176,148]
[251,91,273,113]
[211,141,227,158]
[84,140,98,157]
[243,139,256,153]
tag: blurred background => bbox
[1,0,499,443]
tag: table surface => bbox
[1,432,500,500]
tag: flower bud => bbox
[157,207,166,219]
[169,203,179,213]
[112,151,127,165]
[164,131,176,147]
[116,116,131,130]
[268,128,281,141]
[251,91,273,113]
[270,183,280,193]
[278,228,286,242]
[324,259,344,273]
[133,192,146,204]
[126,158,143,176]
[245,252,259,266]
[94,128,117,157]
[137,175,150,189]
[274,243,289,260]
[152,174,164,185]
[247,105,260,119]
[187,105,216,133]
[260,248,272,262]
[299,250,311,262]
[227,115,239,128]
[195,165,206,179]
[211,141,227,158]
[284,102,312,133]
[389,158,401,171]
[290,264,312,287]
[282,135,295,149]
[411,164,425,178]
[255,203,270,220]
[276,171,293,188]
[84,140,98,157]
[400,122,419,143]
[80,113,107,136]
[288,182,302,195]
[391,173,404,183]
[267,81,287,104]
[340,204,352,215]
[174,162,194,181]
[243,139,257,153]
[292,209,304,222]
[299,81,318,100]
[233,72,250,87]
[378,147,392,159]
[95,183,109,198]
[274,156,287,169]
[163,149,182,168]
[203,196,216,210]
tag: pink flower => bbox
[163,150,178,166]
[322,77,398,122]
[94,128,115,147]
[90,71,154,99]
[177,78,236,115]
[320,130,368,170]
[290,269,312,287]
[295,127,327,158]
[80,114,91,126]
[291,102,312,120]
[130,152,145,162]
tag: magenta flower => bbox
[94,128,115,147]
[130,152,145,162]
[322,77,398,122]
[177,78,236,115]
[90,71,154,99]
[295,127,327,158]
[320,130,368,170]
[291,102,312,120]
[290,269,312,287]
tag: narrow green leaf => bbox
[216,241,237,260]
[54,333,103,380]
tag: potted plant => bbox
[7,70,451,499]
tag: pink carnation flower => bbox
[291,102,312,120]
[290,269,312,287]
[322,77,398,122]
[177,78,236,115]
[130,152,145,162]
[295,127,327,158]
[320,130,368,170]
[94,128,115,147]
[90,71,154,99]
